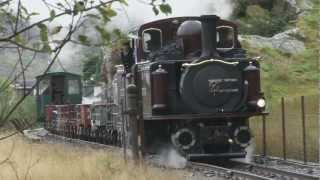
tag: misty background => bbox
[3,0,234,80]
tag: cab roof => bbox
[36,71,81,79]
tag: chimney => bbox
[200,15,220,59]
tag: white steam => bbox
[19,0,235,73]
[110,0,235,30]
[158,147,187,169]
[245,141,256,163]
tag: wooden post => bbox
[262,115,267,157]
[122,75,127,164]
[126,84,139,164]
[301,96,307,164]
[121,100,127,163]
[281,97,287,160]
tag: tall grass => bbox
[0,135,185,180]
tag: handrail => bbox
[182,59,239,68]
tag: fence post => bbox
[301,96,307,164]
[262,115,267,157]
[127,83,139,164]
[281,97,287,160]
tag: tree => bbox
[0,0,172,140]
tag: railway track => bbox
[25,129,320,180]
[253,155,320,173]
[188,160,319,180]
[229,159,319,180]
[188,162,274,180]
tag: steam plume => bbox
[158,147,187,169]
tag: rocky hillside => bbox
[234,0,319,101]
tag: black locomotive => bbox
[113,15,266,160]
[42,15,266,160]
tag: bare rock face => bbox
[240,28,305,54]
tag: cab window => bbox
[142,28,162,52]
[39,79,49,95]
[68,79,80,95]
[216,26,235,49]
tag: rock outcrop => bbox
[240,28,305,54]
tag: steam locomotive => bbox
[40,15,266,160]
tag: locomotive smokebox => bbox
[151,65,169,113]
[200,15,220,59]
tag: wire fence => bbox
[250,95,319,163]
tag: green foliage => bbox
[78,34,90,44]
[152,6,159,15]
[11,96,36,122]
[150,1,172,16]
[237,5,291,36]
[297,0,320,46]
[37,24,49,42]
[51,26,62,35]
[159,3,172,15]
[82,54,103,82]
[14,34,26,45]
[49,10,56,22]
[85,13,101,20]
[0,79,36,125]
[95,25,111,42]
[232,0,249,17]
[97,6,117,23]
[73,1,85,15]
[233,0,297,36]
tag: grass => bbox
[0,135,185,180]
[241,43,319,105]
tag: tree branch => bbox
[0,0,118,42]
[17,47,26,96]
[14,0,21,34]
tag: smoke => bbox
[18,0,235,74]
[245,141,256,163]
[110,0,235,31]
[158,147,187,169]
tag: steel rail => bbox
[254,155,320,169]
[188,162,273,180]
[230,160,319,180]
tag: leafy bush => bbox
[82,54,103,82]
[237,5,292,36]
[232,0,297,37]
[0,79,36,127]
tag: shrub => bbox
[0,78,37,128]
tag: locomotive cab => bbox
[36,72,82,121]
[134,16,265,116]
